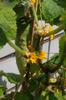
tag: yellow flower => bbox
[39,51,47,60]
[26,52,37,64]
[49,26,55,40]
[50,35,54,40]
[31,0,37,4]
[49,78,57,83]
[30,53,37,63]
[26,51,47,63]
[49,26,53,32]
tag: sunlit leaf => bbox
[0,85,6,98]
[0,71,21,84]
[15,91,33,100]
[40,0,65,23]
[0,28,7,48]
[0,3,16,41]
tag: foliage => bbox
[40,0,65,23]
[0,1,16,47]
[0,0,66,100]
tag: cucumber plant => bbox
[0,0,66,100]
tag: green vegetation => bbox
[0,0,66,100]
[0,1,17,47]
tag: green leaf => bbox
[16,24,31,76]
[28,74,45,92]
[49,54,59,65]
[33,35,40,51]
[63,57,66,67]
[5,73,21,84]
[48,92,57,100]
[15,92,33,100]
[15,10,33,75]
[53,0,66,10]
[36,91,50,100]
[0,3,16,40]
[60,14,66,25]
[4,92,14,100]
[59,35,66,60]
[37,73,45,82]
[0,71,21,84]
[55,91,64,100]
[40,0,65,23]
[30,63,40,74]
[0,28,7,48]
[29,78,38,92]
[0,85,6,97]
[28,74,45,93]
[54,34,66,67]
[13,0,29,20]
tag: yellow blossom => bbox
[49,26,53,32]
[50,35,55,40]
[26,50,47,64]
[30,0,37,4]
[49,26,55,40]
[26,52,37,63]
[38,51,47,60]
[49,78,57,83]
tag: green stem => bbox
[6,37,26,56]
[31,5,38,25]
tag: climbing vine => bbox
[0,0,66,100]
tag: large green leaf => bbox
[49,54,60,65]
[30,63,40,74]
[28,73,45,92]
[28,78,38,92]
[0,3,16,41]
[0,71,21,84]
[40,0,65,23]
[48,92,57,100]
[15,92,33,100]
[14,3,33,75]
[53,0,66,10]
[15,24,31,76]
[0,3,16,48]
[0,85,5,97]
[55,91,64,100]
[13,0,29,20]
[40,92,64,100]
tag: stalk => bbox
[6,37,26,56]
